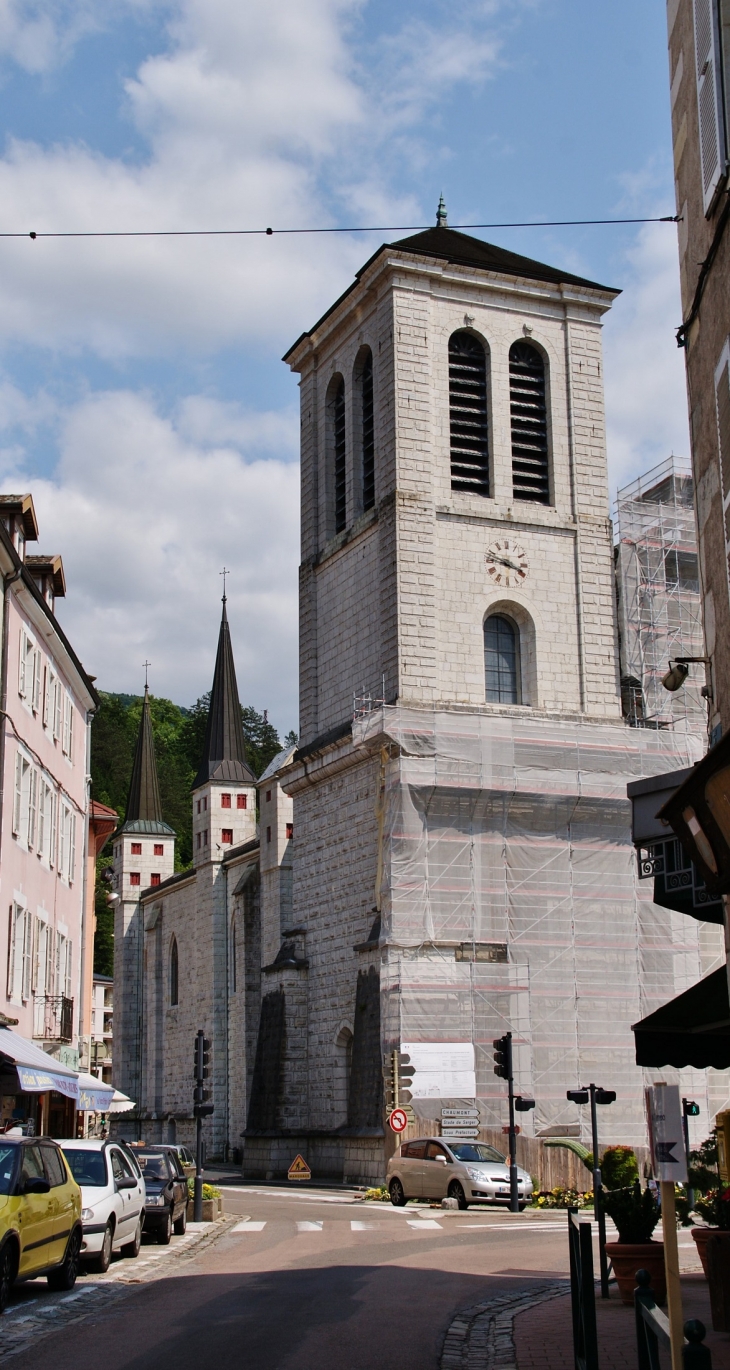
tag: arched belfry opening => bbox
[448,331,489,496]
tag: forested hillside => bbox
[91,692,294,974]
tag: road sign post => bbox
[646,1084,688,1370]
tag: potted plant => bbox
[603,1176,664,1306]
[687,1134,730,1278]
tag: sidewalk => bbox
[514,1275,730,1370]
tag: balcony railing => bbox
[33,995,74,1043]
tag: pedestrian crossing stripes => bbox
[296,1221,323,1232]
[231,1221,267,1232]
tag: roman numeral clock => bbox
[485,538,530,588]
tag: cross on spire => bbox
[220,566,229,602]
[143,660,151,690]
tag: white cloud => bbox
[5,389,300,730]
[602,220,690,498]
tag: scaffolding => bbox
[615,455,705,734]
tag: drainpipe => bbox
[77,709,96,1070]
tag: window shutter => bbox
[69,813,76,883]
[58,805,66,876]
[28,768,37,848]
[22,910,31,1001]
[12,754,22,835]
[7,906,16,999]
[42,666,49,728]
[67,700,74,758]
[53,679,62,739]
[32,650,41,712]
[18,631,26,697]
[46,927,55,995]
[694,0,727,213]
[65,939,72,998]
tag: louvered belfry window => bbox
[361,351,375,511]
[448,331,489,496]
[333,377,346,533]
[509,341,549,504]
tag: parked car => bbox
[60,1139,146,1272]
[0,1135,83,1311]
[130,1146,188,1243]
[386,1138,533,1209]
[168,1144,196,1176]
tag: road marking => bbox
[297,1221,324,1232]
[351,1221,378,1230]
[407,1219,442,1230]
[231,1221,266,1232]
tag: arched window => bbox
[509,341,549,503]
[332,376,347,533]
[230,916,237,993]
[484,614,521,704]
[448,331,489,496]
[361,351,374,511]
[169,936,178,1006]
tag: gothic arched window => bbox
[230,916,237,993]
[448,331,489,496]
[484,614,521,704]
[509,341,549,503]
[330,376,347,534]
[361,351,374,512]
[169,936,179,1006]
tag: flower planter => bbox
[186,1198,216,1222]
[690,1225,730,1277]
[707,1231,730,1331]
[605,1242,666,1306]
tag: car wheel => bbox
[121,1218,142,1259]
[47,1228,81,1292]
[448,1181,468,1210]
[173,1205,187,1236]
[389,1178,407,1207]
[0,1242,16,1313]
[90,1222,113,1274]
[157,1210,172,1246]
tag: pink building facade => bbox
[0,495,98,1130]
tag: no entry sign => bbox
[389,1108,408,1133]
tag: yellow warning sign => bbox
[288,1154,311,1182]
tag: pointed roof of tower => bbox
[119,686,175,836]
[193,598,255,789]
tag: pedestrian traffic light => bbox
[514,1096,535,1112]
[683,1099,700,1117]
[193,1030,211,1082]
[493,1035,512,1080]
[594,1089,616,1106]
[567,1089,589,1104]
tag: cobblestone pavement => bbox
[0,1217,238,1363]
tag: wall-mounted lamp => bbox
[661,656,709,693]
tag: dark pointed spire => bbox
[125,685,163,824]
[193,597,255,789]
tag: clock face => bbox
[485,538,529,588]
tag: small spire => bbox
[436,194,448,228]
[125,681,163,824]
[192,598,255,789]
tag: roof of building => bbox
[258,742,298,785]
[193,598,255,789]
[0,494,39,541]
[118,687,175,837]
[25,553,66,598]
[283,219,618,362]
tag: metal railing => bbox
[568,1208,599,1370]
[33,995,73,1042]
[634,1268,712,1370]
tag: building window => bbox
[150,873,161,887]
[327,375,347,536]
[484,614,521,704]
[222,829,233,845]
[130,872,141,886]
[154,843,164,856]
[196,799,201,815]
[204,797,207,811]
[196,832,201,850]
[286,823,294,840]
[204,829,208,846]
[266,826,272,843]
[356,347,375,512]
[448,331,489,496]
[231,917,237,993]
[221,793,231,808]
[266,790,271,803]
[509,341,549,503]
[131,842,142,855]
[237,794,247,809]
[170,937,178,1007]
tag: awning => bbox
[0,1025,79,1100]
[76,1072,115,1112]
[107,1089,135,1114]
[632,966,730,1069]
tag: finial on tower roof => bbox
[143,659,151,690]
[220,566,229,603]
[436,194,448,228]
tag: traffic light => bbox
[594,1089,616,1106]
[515,1096,535,1112]
[383,1054,396,1112]
[493,1035,512,1081]
[193,1031,211,1083]
[398,1051,416,1103]
[683,1099,700,1117]
[193,1103,214,1118]
[567,1089,589,1104]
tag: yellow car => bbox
[0,1135,82,1311]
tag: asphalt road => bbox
[1,1185,704,1370]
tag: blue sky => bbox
[0,0,686,734]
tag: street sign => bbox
[288,1154,311,1182]
[399,1042,476,1099]
[389,1108,408,1133]
[645,1084,688,1183]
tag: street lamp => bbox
[567,1083,616,1298]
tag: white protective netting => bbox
[355,707,728,1149]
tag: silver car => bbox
[387,1138,533,1210]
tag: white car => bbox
[387,1138,534,1209]
[60,1140,146,1272]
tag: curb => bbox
[440,1281,568,1370]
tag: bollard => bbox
[682,1320,712,1370]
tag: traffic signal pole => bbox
[589,1083,610,1299]
[192,1028,213,1222]
[507,1054,519,1213]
